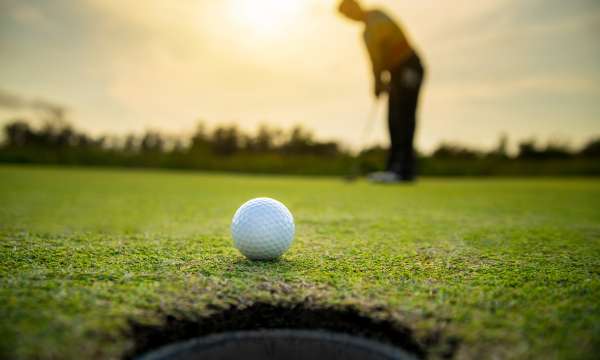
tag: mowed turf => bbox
[1,165,599,359]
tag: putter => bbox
[344,98,382,182]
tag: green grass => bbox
[1,165,599,359]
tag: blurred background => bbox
[1,0,599,176]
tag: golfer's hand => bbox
[374,81,384,98]
[374,79,390,98]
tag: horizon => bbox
[1,0,599,153]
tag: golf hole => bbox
[129,303,426,360]
[137,329,416,360]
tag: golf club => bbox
[344,97,383,182]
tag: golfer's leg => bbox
[387,88,402,173]
[401,113,416,181]
[394,91,411,179]
[400,63,424,181]
[406,68,424,180]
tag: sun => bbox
[228,0,303,40]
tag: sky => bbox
[1,0,599,152]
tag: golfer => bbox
[338,0,425,183]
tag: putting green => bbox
[1,166,599,359]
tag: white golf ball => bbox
[231,198,295,260]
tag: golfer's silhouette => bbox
[339,0,425,183]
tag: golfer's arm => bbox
[365,40,384,85]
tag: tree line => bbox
[1,118,599,176]
[2,120,342,156]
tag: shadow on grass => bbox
[232,257,294,267]
[224,257,306,276]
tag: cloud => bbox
[431,74,599,104]
[0,89,67,118]
[9,3,47,25]
[0,90,27,108]
[525,9,600,35]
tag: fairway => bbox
[1,166,599,359]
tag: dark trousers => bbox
[387,54,424,180]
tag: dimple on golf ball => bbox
[231,198,295,260]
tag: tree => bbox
[489,133,509,159]
[190,122,210,152]
[211,125,240,155]
[253,125,276,153]
[123,135,138,153]
[140,132,164,153]
[517,140,572,160]
[3,120,32,147]
[432,143,480,159]
[517,140,539,159]
[580,138,600,158]
[281,126,314,155]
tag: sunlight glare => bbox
[228,0,303,41]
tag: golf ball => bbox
[231,198,295,260]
